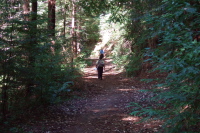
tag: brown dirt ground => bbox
[22,58,163,133]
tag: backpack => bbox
[97,60,104,67]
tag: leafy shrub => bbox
[125,55,142,77]
[130,0,200,132]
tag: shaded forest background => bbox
[0,0,200,132]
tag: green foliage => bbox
[125,55,142,77]
[79,0,110,17]
[129,0,200,132]
[99,0,158,76]
[1,0,199,132]
[84,17,101,45]
[0,0,104,124]
[112,54,128,69]
[0,0,80,125]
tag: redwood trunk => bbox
[48,0,56,37]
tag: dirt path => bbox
[22,58,162,133]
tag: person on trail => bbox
[100,49,104,54]
[96,54,105,80]
[99,48,104,58]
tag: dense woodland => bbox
[0,0,200,132]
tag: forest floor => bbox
[21,58,164,133]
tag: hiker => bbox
[96,54,105,80]
[100,48,104,54]
[99,48,104,58]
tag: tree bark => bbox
[23,0,30,21]
[71,0,77,57]
[48,0,56,37]
[32,0,37,22]
[48,0,56,55]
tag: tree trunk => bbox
[25,0,38,96]
[48,0,56,37]
[63,4,67,37]
[23,0,30,21]
[71,0,77,57]
[32,0,37,22]
[48,0,56,55]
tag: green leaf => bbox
[184,7,197,13]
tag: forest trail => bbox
[22,58,162,133]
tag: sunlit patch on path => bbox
[22,58,163,133]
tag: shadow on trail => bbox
[21,58,163,133]
[66,58,162,133]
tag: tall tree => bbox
[129,0,200,132]
[71,0,77,57]
[32,0,37,22]
[23,0,30,21]
[48,0,56,37]
[25,0,38,96]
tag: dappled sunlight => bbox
[122,116,163,132]
[103,70,121,75]
[84,76,99,79]
[76,58,164,132]
[91,26,111,58]
[19,57,165,133]
[83,58,122,81]
[143,120,163,132]
[92,43,106,58]
[92,108,118,113]
[117,89,135,92]
[92,109,101,113]
[122,116,140,122]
